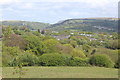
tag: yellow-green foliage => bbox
[96,48,118,63]
[71,48,86,58]
[9,52,38,66]
[38,53,68,66]
[3,26,12,37]
[2,46,23,66]
[55,44,74,55]
[89,54,114,68]
[43,39,59,53]
[23,33,46,55]
[68,57,88,66]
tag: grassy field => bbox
[2,67,118,78]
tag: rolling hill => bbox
[1,18,118,33]
[49,18,118,33]
[0,20,50,30]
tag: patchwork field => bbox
[2,67,118,78]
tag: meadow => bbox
[2,67,118,78]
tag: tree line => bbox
[2,26,120,68]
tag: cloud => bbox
[69,12,81,16]
[20,3,35,9]
[1,0,118,23]
[0,0,19,5]
[1,0,119,9]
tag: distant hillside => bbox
[0,21,50,30]
[49,18,118,33]
[1,18,118,33]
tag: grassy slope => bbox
[1,21,50,30]
[49,18,118,33]
[2,67,118,78]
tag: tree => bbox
[71,48,86,58]
[89,54,114,68]
[114,58,120,68]
[106,40,119,49]
[112,32,118,39]
[55,44,74,54]
[82,44,92,56]
[3,26,12,37]
[68,57,88,66]
[4,34,26,49]
[9,52,38,66]
[38,53,68,66]
[43,39,59,53]
[69,40,77,48]
[70,36,88,45]
[2,46,22,66]
[41,30,45,34]
[23,33,46,55]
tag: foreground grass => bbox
[3,67,118,78]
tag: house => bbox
[52,31,58,33]
[80,33,93,37]
[89,38,97,41]
[52,35,70,40]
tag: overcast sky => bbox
[0,0,119,23]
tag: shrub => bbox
[55,44,73,55]
[114,54,120,68]
[38,53,89,66]
[89,54,114,68]
[2,46,22,66]
[38,53,68,66]
[105,40,120,49]
[95,48,118,63]
[82,44,93,57]
[13,30,23,35]
[23,33,46,55]
[3,26,12,37]
[43,39,59,53]
[9,52,38,66]
[68,57,89,66]
[4,34,26,49]
[71,48,86,58]
[114,59,120,68]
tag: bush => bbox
[114,55,120,68]
[38,53,89,66]
[4,34,26,49]
[105,40,120,49]
[95,48,118,63]
[89,54,114,68]
[2,46,22,66]
[43,39,59,53]
[9,52,39,66]
[114,60,120,68]
[55,44,73,54]
[71,48,86,58]
[38,53,68,66]
[68,57,89,66]
[23,33,46,55]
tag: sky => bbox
[0,0,119,23]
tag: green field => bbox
[2,67,118,78]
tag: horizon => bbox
[1,17,118,24]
